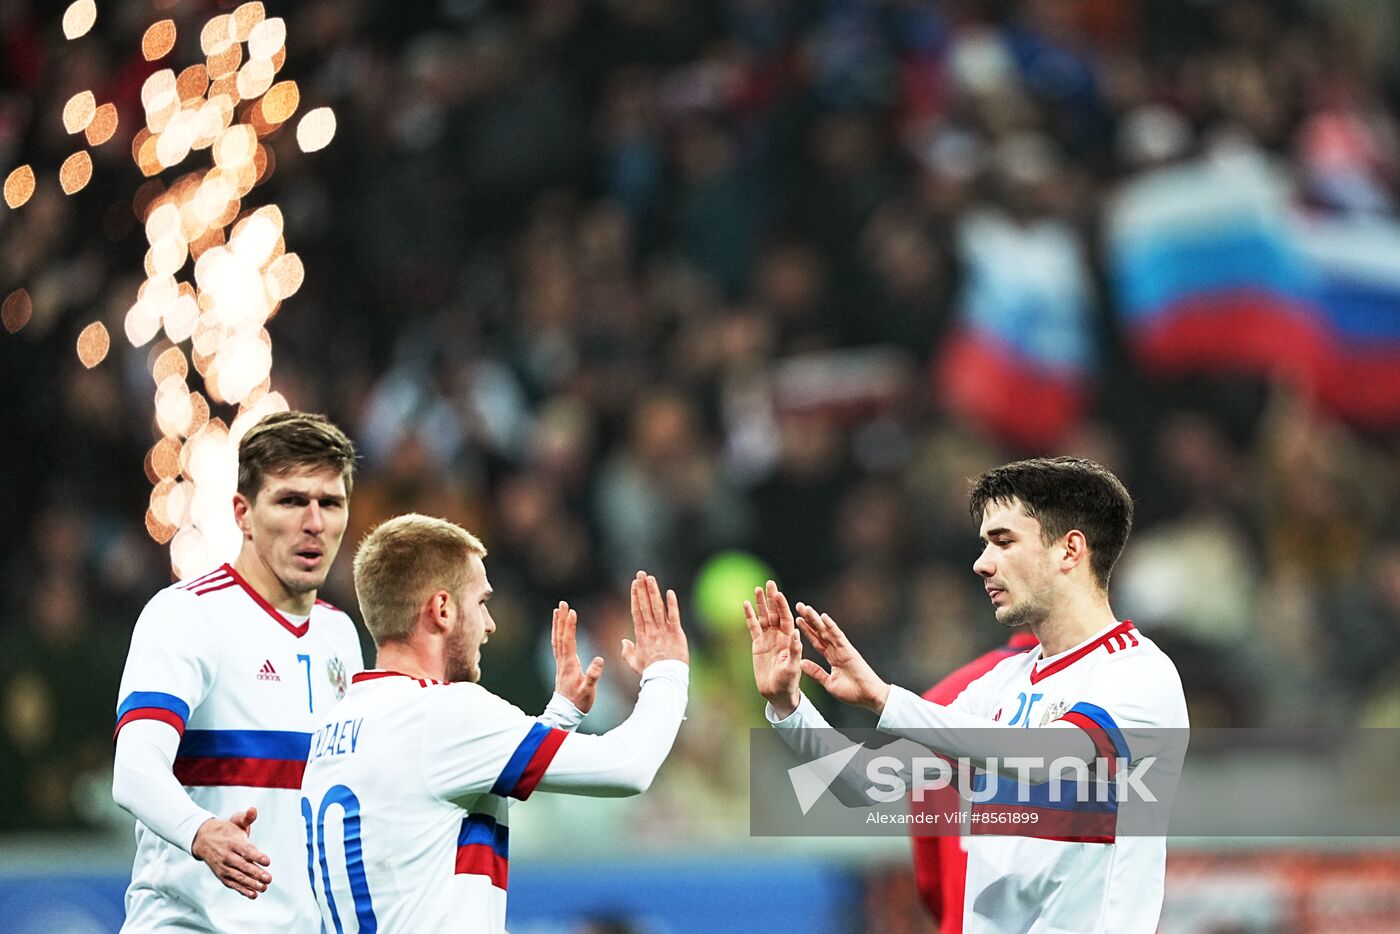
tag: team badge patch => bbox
[327,656,348,699]
[1039,699,1069,727]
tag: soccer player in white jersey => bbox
[112,411,365,931]
[748,456,1188,933]
[300,514,689,934]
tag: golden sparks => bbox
[59,151,93,194]
[153,344,190,384]
[232,2,266,42]
[200,14,234,56]
[4,165,36,209]
[261,81,300,124]
[206,43,243,82]
[151,437,183,479]
[146,509,177,544]
[77,321,111,368]
[62,90,97,134]
[236,58,275,101]
[85,103,119,146]
[142,20,178,61]
[3,289,33,333]
[62,0,97,40]
[177,65,210,103]
[296,108,336,152]
[266,252,304,300]
[246,18,286,60]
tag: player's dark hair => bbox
[237,411,357,498]
[969,457,1133,590]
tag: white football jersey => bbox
[889,619,1189,933]
[299,662,689,934]
[114,563,365,932]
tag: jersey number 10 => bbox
[302,785,377,932]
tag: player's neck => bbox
[1031,591,1118,657]
[233,550,316,616]
[372,644,444,683]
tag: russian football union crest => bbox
[327,656,348,699]
[1038,699,1069,727]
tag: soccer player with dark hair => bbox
[749,457,1188,933]
[112,411,365,931]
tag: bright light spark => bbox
[59,151,93,194]
[143,20,177,61]
[151,437,182,479]
[125,296,163,347]
[236,58,275,101]
[266,252,304,300]
[206,43,243,82]
[200,14,235,56]
[153,344,189,384]
[3,289,33,333]
[164,289,199,342]
[62,90,97,133]
[296,108,337,152]
[4,165,35,209]
[261,81,299,124]
[77,320,111,368]
[214,124,257,170]
[232,2,266,42]
[155,373,194,436]
[177,64,210,103]
[62,0,97,40]
[85,103,119,146]
[246,18,286,60]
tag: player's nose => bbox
[973,547,995,577]
[303,501,325,533]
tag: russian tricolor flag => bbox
[935,211,1097,449]
[1108,150,1400,426]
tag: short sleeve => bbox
[114,588,219,740]
[422,684,569,803]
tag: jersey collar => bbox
[224,562,312,638]
[1029,620,1135,685]
[351,670,449,687]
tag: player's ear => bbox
[1060,529,1088,573]
[427,590,452,633]
[232,492,253,538]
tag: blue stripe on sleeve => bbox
[489,722,550,798]
[457,815,509,858]
[115,691,191,725]
[1067,702,1130,761]
[177,729,312,760]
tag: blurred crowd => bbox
[2,0,1400,839]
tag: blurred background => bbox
[3,0,1400,930]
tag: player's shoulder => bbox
[136,566,231,622]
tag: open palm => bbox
[743,581,802,714]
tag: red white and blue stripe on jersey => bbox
[490,722,568,801]
[455,813,509,889]
[1056,701,1130,775]
[173,729,312,789]
[114,690,190,739]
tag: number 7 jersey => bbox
[114,563,365,931]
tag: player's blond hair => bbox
[237,411,357,498]
[353,514,487,646]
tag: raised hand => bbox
[191,807,272,899]
[622,571,689,675]
[744,580,802,718]
[793,602,891,714]
[551,601,605,713]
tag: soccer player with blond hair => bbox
[300,513,689,933]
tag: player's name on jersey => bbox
[310,717,364,762]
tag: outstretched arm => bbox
[534,573,690,796]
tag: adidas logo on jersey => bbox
[257,660,281,682]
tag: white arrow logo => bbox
[787,742,865,815]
